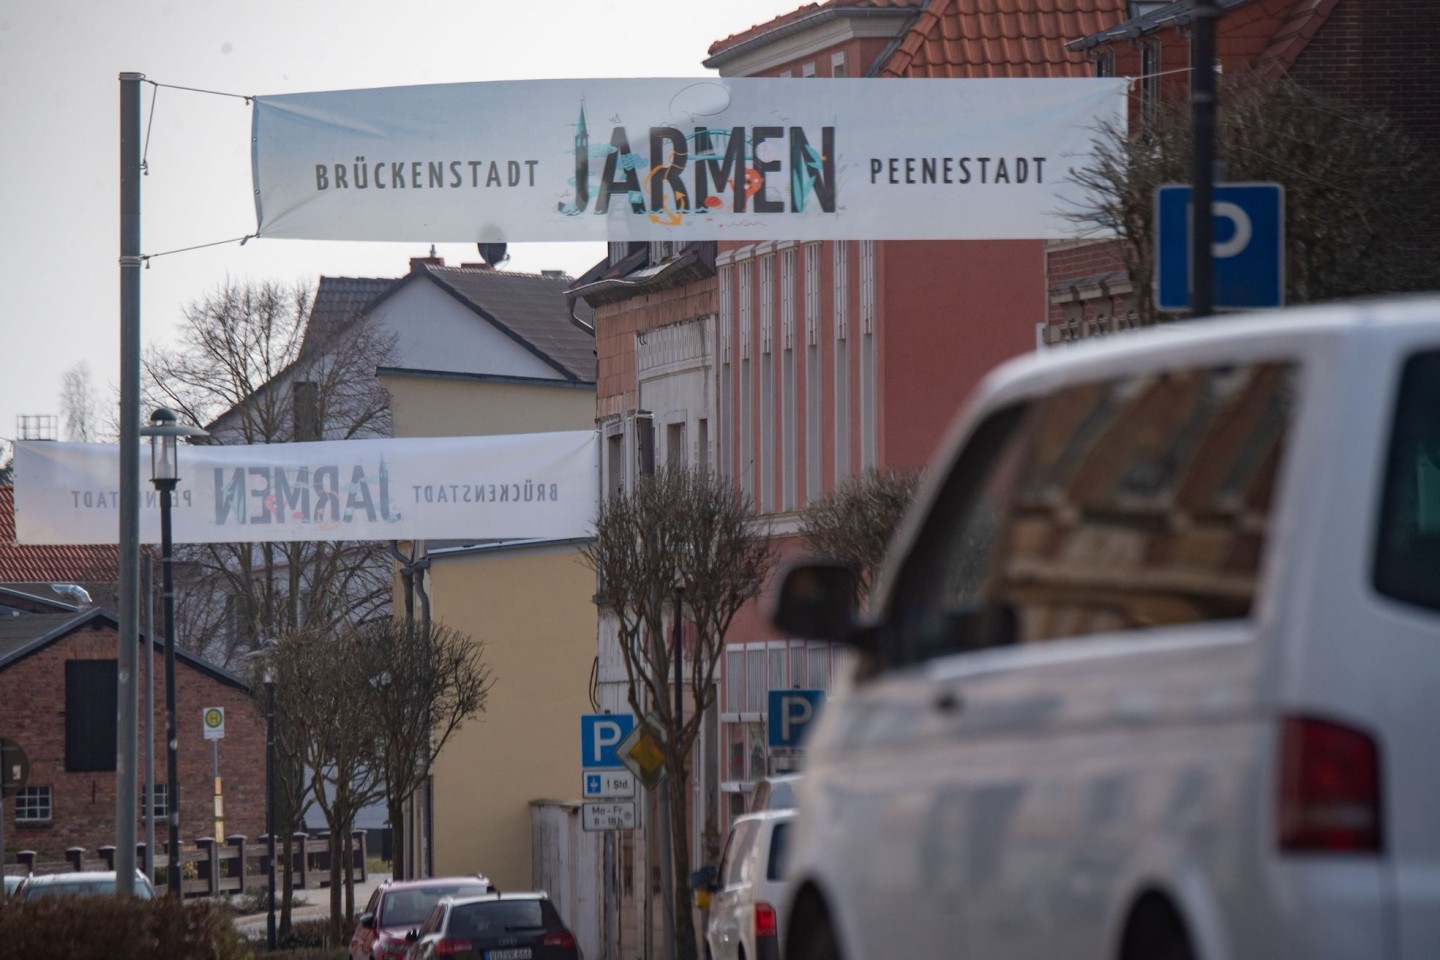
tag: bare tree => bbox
[143,278,398,667]
[798,467,924,598]
[240,655,314,940]
[1065,70,1439,322]
[267,623,385,945]
[59,361,100,441]
[357,618,495,880]
[582,467,777,960]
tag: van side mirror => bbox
[689,865,718,892]
[771,562,860,642]
[359,912,376,930]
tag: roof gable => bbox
[0,606,248,690]
[419,266,597,382]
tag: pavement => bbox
[232,872,391,940]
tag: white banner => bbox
[14,432,597,545]
[252,77,1127,243]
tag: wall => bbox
[0,622,264,859]
[427,544,596,889]
[382,375,596,439]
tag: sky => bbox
[0,0,801,458]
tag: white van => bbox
[705,810,797,960]
[773,297,1440,960]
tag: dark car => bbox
[404,891,579,960]
[12,870,156,901]
[350,875,496,960]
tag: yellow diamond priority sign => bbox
[617,721,666,790]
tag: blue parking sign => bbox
[581,714,634,769]
[768,690,826,748]
[1155,182,1285,312]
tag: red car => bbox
[351,875,496,960]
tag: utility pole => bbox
[115,70,145,897]
[1190,3,1221,318]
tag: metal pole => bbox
[160,481,182,896]
[145,553,156,880]
[115,69,145,898]
[1191,3,1220,318]
[266,674,277,950]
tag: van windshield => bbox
[1374,349,1440,612]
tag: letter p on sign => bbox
[768,690,826,748]
[581,714,635,768]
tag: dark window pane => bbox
[1374,350,1440,612]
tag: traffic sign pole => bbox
[1191,1,1221,318]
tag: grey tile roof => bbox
[299,276,395,357]
[0,607,247,688]
[0,611,85,660]
[418,266,596,382]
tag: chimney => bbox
[459,262,495,271]
[410,244,445,273]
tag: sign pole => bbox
[1191,3,1221,318]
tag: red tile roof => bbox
[0,485,118,584]
[1254,0,1342,78]
[709,0,1126,78]
[708,0,925,60]
[880,0,1129,78]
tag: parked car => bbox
[773,297,1440,960]
[403,890,579,960]
[700,810,796,960]
[350,875,496,960]
[12,870,156,901]
[3,874,23,897]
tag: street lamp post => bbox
[265,664,277,950]
[141,407,208,896]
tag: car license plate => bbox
[487,950,531,960]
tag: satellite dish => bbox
[477,243,508,267]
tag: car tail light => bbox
[1278,715,1382,853]
[754,902,778,939]
[434,938,473,957]
[543,930,577,949]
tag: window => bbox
[767,822,792,880]
[16,785,52,823]
[667,421,686,468]
[889,362,1297,664]
[831,52,847,78]
[606,429,625,499]
[805,243,822,502]
[1374,350,1440,612]
[719,819,759,887]
[801,62,816,79]
[859,240,877,469]
[1141,39,1161,125]
[66,659,117,772]
[141,782,169,819]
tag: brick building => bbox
[0,598,264,861]
[1045,0,1440,344]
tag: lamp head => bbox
[140,408,208,486]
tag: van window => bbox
[889,362,1296,662]
[719,819,759,887]
[767,822,792,881]
[1374,349,1440,612]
